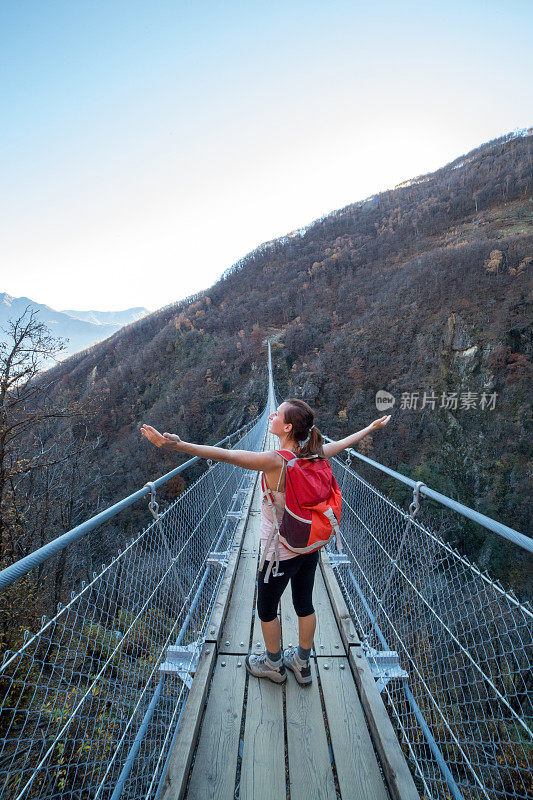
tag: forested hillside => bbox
[2,130,531,651]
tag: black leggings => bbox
[256,550,319,622]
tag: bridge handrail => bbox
[0,410,264,592]
[322,434,532,555]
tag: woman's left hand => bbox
[140,424,183,450]
[370,414,392,430]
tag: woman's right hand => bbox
[369,414,392,431]
[140,424,183,451]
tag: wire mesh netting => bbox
[2,350,531,800]
[0,406,270,800]
[326,455,533,800]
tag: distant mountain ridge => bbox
[0,293,149,363]
[60,307,148,326]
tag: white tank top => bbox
[259,461,298,562]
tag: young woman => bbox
[140,400,391,686]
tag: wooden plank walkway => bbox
[160,473,420,800]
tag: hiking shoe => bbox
[245,651,287,684]
[283,646,313,686]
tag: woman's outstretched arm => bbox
[322,414,392,459]
[140,424,279,471]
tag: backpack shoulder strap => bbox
[276,449,298,461]
[263,450,293,500]
[274,450,295,491]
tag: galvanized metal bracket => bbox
[409,481,426,519]
[159,642,202,688]
[364,645,409,692]
[225,510,242,519]
[207,550,230,569]
[327,552,351,568]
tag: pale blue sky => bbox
[1,1,531,311]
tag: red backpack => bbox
[259,449,343,583]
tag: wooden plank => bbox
[285,660,337,800]
[319,550,360,646]
[313,568,346,655]
[205,473,258,645]
[319,552,419,800]
[250,584,268,657]
[239,666,285,800]
[250,480,263,510]
[347,644,420,800]
[184,655,246,800]
[316,656,389,800]
[219,544,258,654]
[159,644,217,800]
[239,480,262,554]
[241,511,260,554]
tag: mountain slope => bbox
[28,129,533,591]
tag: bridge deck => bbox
[160,475,420,800]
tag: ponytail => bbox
[298,424,326,460]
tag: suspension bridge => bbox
[0,344,531,800]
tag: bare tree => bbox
[0,307,98,650]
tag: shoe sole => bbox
[245,655,287,684]
[284,659,312,686]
